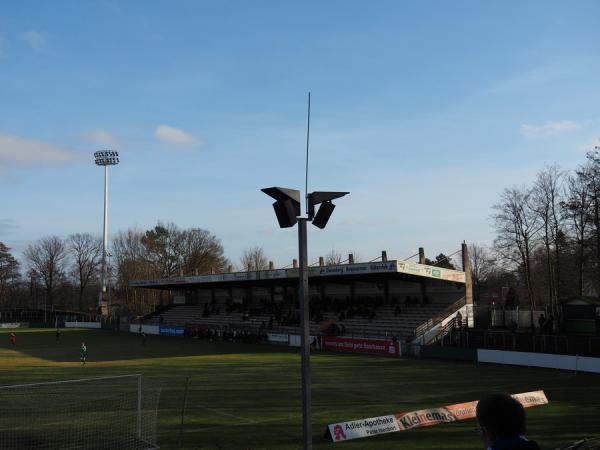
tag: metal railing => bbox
[414,297,466,337]
[440,329,600,357]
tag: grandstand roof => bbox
[130,260,466,290]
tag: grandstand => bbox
[131,252,473,342]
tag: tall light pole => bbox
[262,187,348,449]
[94,150,119,315]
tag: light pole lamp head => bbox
[307,191,349,228]
[261,187,301,228]
[94,150,120,166]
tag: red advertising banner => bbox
[322,336,400,357]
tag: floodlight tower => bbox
[94,150,119,314]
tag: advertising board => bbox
[322,336,400,357]
[326,390,548,443]
[396,261,466,283]
[267,333,289,344]
[159,326,185,336]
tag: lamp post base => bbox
[98,292,109,316]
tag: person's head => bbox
[476,393,526,446]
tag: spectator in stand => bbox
[369,310,376,322]
[537,314,546,332]
[455,311,463,328]
[476,393,540,450]
[394,305,401,316]
[545,315,554,334]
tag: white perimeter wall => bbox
[65,321,101,329]
[129,324,160,335]
[478,349,600,374]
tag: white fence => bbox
[129,324,160,335]
[0,323,28,328]
[65,321,101,329]
[477,349,600,374]
[489,309,545,328]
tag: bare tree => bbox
[241,246,269,271]
[469,243,493,303]
[582,150,600,289]
[325,249,343,265]
[112,228,152,313]
[563,170,591,295]
[68,233,101,311]
[492,187,541,309]
[24,236,67,308]
[532,165,565,314]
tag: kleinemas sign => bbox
[325,390,548,443]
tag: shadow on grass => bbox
[0,328,298,362]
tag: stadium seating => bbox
[145,292,461,341]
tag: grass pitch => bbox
[0,328,598,449]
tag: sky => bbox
[1,0,600,270]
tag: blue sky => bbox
[1,1,600,269]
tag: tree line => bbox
[0,223,231,315]
[474,150,600,314]
[2,150,598,317]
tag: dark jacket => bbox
[491,437,541,450]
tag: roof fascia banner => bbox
[396,261,466,283]
[325,390,548,443]
[129,260,467,288]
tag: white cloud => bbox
[155,125,199,146]
[81,130,118,147]
[0,133,78,166]
[21,31,46,51]
[520,120,581,138]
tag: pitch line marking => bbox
[193,404,256,423]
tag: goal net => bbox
[0,374,161,449]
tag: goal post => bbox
[0,374,161,450]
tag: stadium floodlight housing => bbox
[94,150,120,166]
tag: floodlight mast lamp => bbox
[262,187,348,450]
[94,151,119,313]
